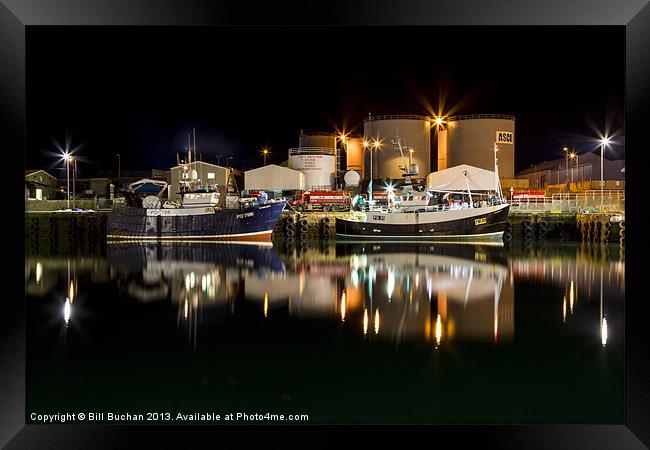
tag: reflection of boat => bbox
[127,279,169,302]
[107,241,285,275]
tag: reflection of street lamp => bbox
[600,264,607,347]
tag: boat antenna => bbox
[187,132,192,165]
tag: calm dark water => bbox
[25,240,624,424]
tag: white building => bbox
[244,164,305,194]
[169,161,231,202]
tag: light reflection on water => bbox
[25,241,624,348]
[24,241,624,423]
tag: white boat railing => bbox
[361,197,508,214]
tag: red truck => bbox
[289,190,351,212]
[512,190,546,201]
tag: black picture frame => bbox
[2,0,648,447]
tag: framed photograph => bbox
[3,0,648,447]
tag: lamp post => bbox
[364,139,380,202]
[71,157,77,209]
[569,152,578,183]
[563,146,569,186]
[63,152,71,209]
[115,153,121,185]
[262,147,269,166]
[599,137,611,209]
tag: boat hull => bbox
[107,201,286,241]
[335,204,510,241]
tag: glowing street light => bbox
[569,152,579,182]
[61,151,71,209]
[262,147,269,166]
[599,136,611,209]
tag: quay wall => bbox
[25,210,624,251]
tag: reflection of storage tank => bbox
[288,147,336,190]
[363,115,433,180]
[437,114,515,179]
[345,137,365,178]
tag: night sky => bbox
[26,26,624,179]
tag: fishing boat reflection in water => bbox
[105,241,514,345]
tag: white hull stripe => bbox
[107,240,274,247]
[107,230,272,240]
[336,231,504,240]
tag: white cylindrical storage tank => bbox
[288,147,336,190]
[437,114,515,179]
[363,115,432,180]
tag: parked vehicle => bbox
[289,190,351,212]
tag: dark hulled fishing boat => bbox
[107,191,286,241]
[336,137,510,241]
[107,143,286,241]
[335,201,509,240]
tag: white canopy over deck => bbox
[426,164,497,192]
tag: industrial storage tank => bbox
[363,115,433,180]
[345,137,365,178]
[437,114,515,179]
[288,147,336,190]
[299,130,337,150]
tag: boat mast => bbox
[392,136,416,191]
[493,143,504,202]
[463,171,474,207]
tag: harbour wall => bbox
[25,210,624,253]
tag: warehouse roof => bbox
[427,164,497,191]
[517,151,621,176]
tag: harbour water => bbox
[25,240,624,424]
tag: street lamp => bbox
[562,146,569,186]
[71,156,77,209]
[569,152,578,183]
[599,137,611,209]
[115,153,121,184]
[62,152,71,209]
[364,139,380,202]
[262,147,269,166]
